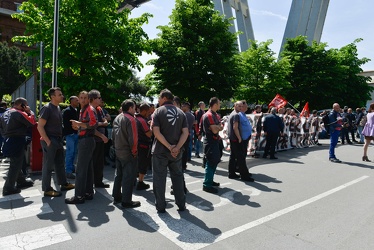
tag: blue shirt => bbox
[239,112,252,140]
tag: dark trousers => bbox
[2,148,24,191]
[152,153,185,211]
[341,128,351,143]
[41,137,67,191]
[264,133,279,157]
[75,137,95,197]
[228,140,250,177]
[112,156,137,203]
[93,141,105,185]
[182,135,190,169]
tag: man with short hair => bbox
[239,100,253,174]
[112,99,141,208]
[38,87,75,197]
[263,107,284,159]
[151,89,188,213]
[62,96,79,179]
[1,98,35,196]
[201,97,223,193]
[328,103,344,163]
[135,102,152,190]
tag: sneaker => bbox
[44,190,62,197]
[329,158,341,163]
[136,181,150,190]
[2,188,21,196]
[121,201,141,208]
[203,186,218,194]
[65,196,85,204]
[66,172,75,179]
[212,181,220,187]
[61,183,75,191]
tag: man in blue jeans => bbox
[328,103,343,163]
[62,96,79,179]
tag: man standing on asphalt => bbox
[62,96,79,179]
[201,97,223,194]
[151,89,188,213]
[194,101,205,158]
[112,99,141,208]
[239,100,253,175]
[135,102,152,190]
[38,87,75,197]
[181,102,195,170]
[1,98,35,196]
[227,101,254,181]
[328,103,343,163]
[262,107,284,159]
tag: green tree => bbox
[0,42,28,99]
[12,0,151,104]
[144,0,239,105]
[281,36,372,110]
[235,40,291,105]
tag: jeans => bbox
[357,126,364,143]
[329,130,340,159]
[65,133,78,174]
[152,153,185,211]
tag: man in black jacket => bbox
[62,96,79,179]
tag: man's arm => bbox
[152,126,173,151]
[37,118,51,146]
[171,127,189,158]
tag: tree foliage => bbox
[234,40,291,105]
[281,36,372,110]
[12,0,152,104]
[0,42,28,99]
[144,0,239,106]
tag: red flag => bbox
[268,94,288,109]
[300,102,310,117]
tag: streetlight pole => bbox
[51,0,60,87]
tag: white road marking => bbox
[0,203,53,223]
[0,224,71,249]
[212,175,369,247]
[0,189,42,203]
[244,187,262,196]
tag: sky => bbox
[131,0,374,79]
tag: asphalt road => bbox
[1,139,374,250]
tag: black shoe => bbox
[85,193,94,200]
[195,154,201,158]
[2,188,21,196]
[228,173,240,179]
[157,209,166,213]
[136,181,150,190]
[347,141,353,145]
[95,183,110,188]
[17,179,34,189]
[65,196,85,204]
[329,158,341,163]
[113,196,122,204]
[241,176,255,182]
[212,181,220,187]
[121,201,141,208]
[269,156,278,159]
[177,206,186,212]
[203,186,218,194]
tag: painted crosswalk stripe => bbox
[0,224,71,249]
[0,189,42,203]
[0,203,53,223]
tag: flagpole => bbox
[285,102,301,114]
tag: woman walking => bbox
[362,103,374,162]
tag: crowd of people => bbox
[1,88,374,212]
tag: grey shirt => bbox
[151,102,187,155]
[39,103,63,137]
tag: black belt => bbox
[78,135,94,139]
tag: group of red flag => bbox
[268,94,309,117]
